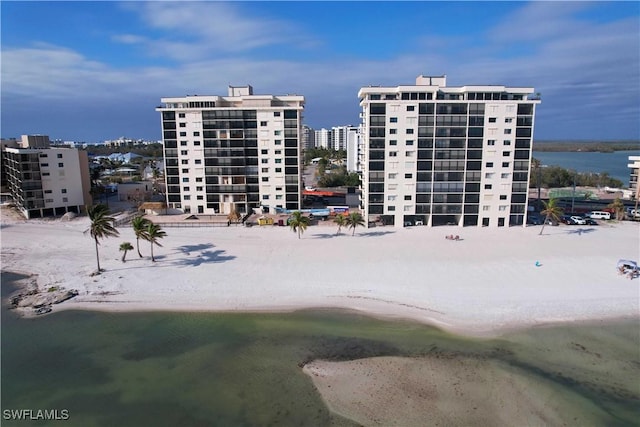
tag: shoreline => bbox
[1,215,639,338]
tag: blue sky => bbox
[1,1,639,142]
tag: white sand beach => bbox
[1,209,638,336]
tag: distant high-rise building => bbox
[302,125,315,151]
[2,135,92,218]
[345,127,362,173]
[314,128,330,150]
[156,86,305,215]
[359,75,541,228]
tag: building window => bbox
[407,106,415,111]
[181,150,188,155]
[57,153,63,158]
[501,173,510,179]
[388,173,397,179]
[261,159,268,164]
[274,130,281,136]
[406,151,415,157]
[41,163,49,167]
[194,141,201,146]
[388,206,396,212]
[196,177,203,182]
[197,195,204,200]
[275,195,283,200]
[178,113,185,118]
[62,197,68,203]
[179,123,186,127]
[503,151,511,156]
[180,141,187,146]
[389,140,397,146]
[275,159,282,164]
[184,195,191,201]
[260,121,268,126]
[182,160,189,165]
[262,195,269,200]
[504,129,512,134]
[183,186,189,191]
[404,195,412,200]
[488,117,497,123]
[61,189,67,193]
[180,132,187,137]
[406,140,414,146]
[274,150,282,155]
[42,172,50,176]
[389,152,398,157]
[390,129,397,135]
[44,190,52,194]
[499,195,507,200]
[58,163,64,167]
[483,205,490,211]
[275,168,282,173]
[275,140,282,145]
[484,184,492,189]
[502,162,510,167]
[388,195,397,201]
[488,140,496,146]
[262,168,269,173]
[404,205,412,212]
[261,149,268,154]
[486,162,494,167]
[505,117,513,123]
[195,159,202,164]
[485,173,494,179]
[274,112,281,117]
[182,168,189,173]
[406,129,414,134]
[404,173,412,179]
[261,177,269,182]
[503,140,511,146]
[196,186,203,191]
[193,131,200,136]
[182,177,189,182]
[499,205,507,211]
[390,117,398,123]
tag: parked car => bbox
[526,215,542,225]
[560,215,576,225]
[589,211,611,220]
[584,218,598,225]
[570,216,586,225]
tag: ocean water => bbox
[532,150,640,184]
[1,272,639,426]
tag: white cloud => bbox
[114,2,316,60]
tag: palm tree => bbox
[85,204,119,273]
[288,211,310,239]
[131,216,151,257]
[345,212,365,236]
[119,242,134,263]
[539,198,563,236]
[607,197,626,221]
[145,221,167,262]
[334,214,346,235]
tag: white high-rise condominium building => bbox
[359,75,541,228]
[314,128,330,149]
[156,86,305,215]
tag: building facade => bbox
[3,135,92,218]
[156,86,305,215]
[628,155,640,198]
[359,75,541,227]
[314,128,330,150]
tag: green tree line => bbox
[530,159,624,188]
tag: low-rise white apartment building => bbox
[359,75,541,227]
[156,86,304,215]
[3,135,92,218]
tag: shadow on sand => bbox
[566,227,597,235]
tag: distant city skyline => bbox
[2,1,639,142]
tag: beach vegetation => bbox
[334,214,346,235]
[288,211,310,239]
[539,198,564,236]
[131,216,151,257]
[145,222,167,262]
[119,242,134,262]
[607,198,626,221]
[85,204,120,273]
[345,212,365,236]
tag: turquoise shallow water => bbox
[1,272,639,426]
